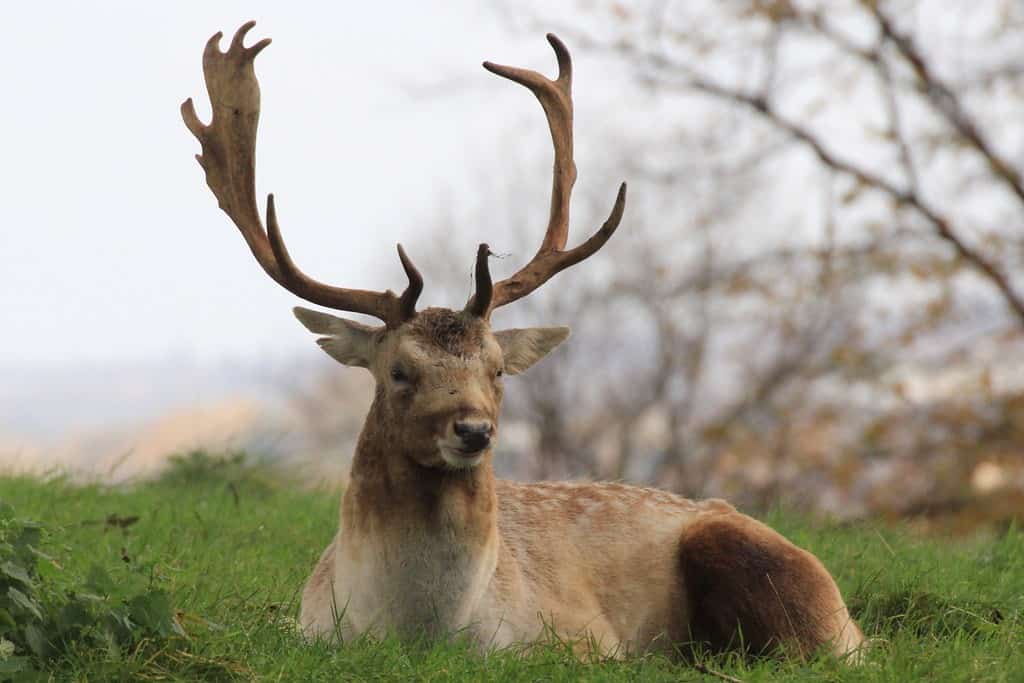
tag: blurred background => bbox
[4,0,1024,526]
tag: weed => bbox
[0,502,183,680]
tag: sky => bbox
[5,1,1022,453]
[2,1,629,367]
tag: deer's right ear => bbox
[293,307,378,368]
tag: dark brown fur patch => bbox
[678,513,842,658]
[406,308,487,357]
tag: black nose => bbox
[453,420,493,453]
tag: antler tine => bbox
[466,244,494,318]
[396,244,424,321]
[182,22,421,328]
[471,34,627,318]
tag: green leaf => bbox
[128,590,174,636]
[103,607,134,643]
[0,610,15,633]
[10,526,41,566]
[0,655,27,673]
[57,600,91,634]
[22,624,47,658]
[13,519,42,531]
[85,565,116,597]
[0,563,31,587]
[27,547,56,564]
[13,523,42,545]
[6,588,41,621]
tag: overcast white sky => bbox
[6,2,1023,449]
[2,1,632,366]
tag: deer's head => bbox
[182,23,625,469]
[291,305,568,469]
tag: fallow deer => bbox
[182,23,865,660]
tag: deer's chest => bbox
[333,522,498,638]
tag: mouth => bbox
[438,444,487,469]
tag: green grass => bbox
[1,454,1022,681]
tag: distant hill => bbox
[0,355,332,481]
[0,355,283,440]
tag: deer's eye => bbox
[391,366,410,383]
[496,368,504,378]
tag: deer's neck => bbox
[336,397,501,638]
[343,397,498,545]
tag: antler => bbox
[466,34,627,318]
[181,22,422,328]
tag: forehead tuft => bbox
[405,308,487,357]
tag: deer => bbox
[182,22,865,661]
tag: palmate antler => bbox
[181,22,422,329]
[466,34,627,319]
[183,25,622,326]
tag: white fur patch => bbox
[438,442,486,470]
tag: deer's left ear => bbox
[493,327,570,375]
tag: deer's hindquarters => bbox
[678,513,864,658]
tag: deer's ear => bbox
[293,307,379,368]
[493,327,570,375]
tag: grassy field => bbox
[1,453,1021,681]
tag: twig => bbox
[693,661,744,683]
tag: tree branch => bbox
[868,3,1024,207]
[679,74,1024,327]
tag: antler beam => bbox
[181,22,421,328]
[467,34,627,318]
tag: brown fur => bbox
[405,308,487,357]
[679,514,863,658]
